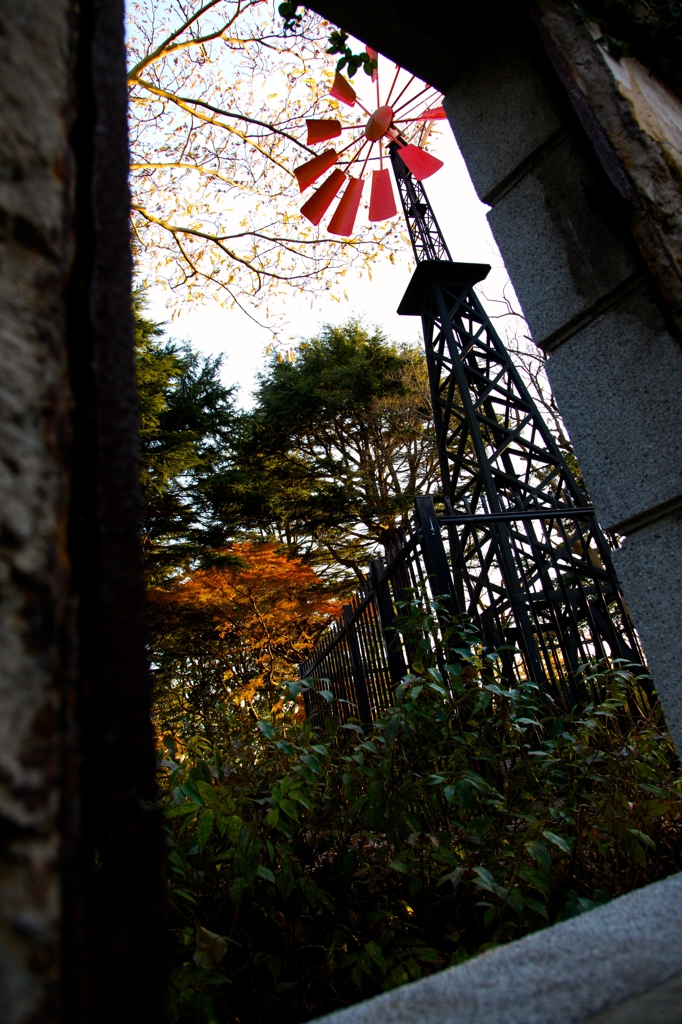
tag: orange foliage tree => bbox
[149,541,338,744]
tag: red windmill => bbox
[293,51,447,236]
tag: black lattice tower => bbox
[390,144,644,705]
[392,149,452,262]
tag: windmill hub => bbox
[365,104,394,141]
[293,62,445,235]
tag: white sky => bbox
[141,52,525,409]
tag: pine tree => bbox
[134,296,237,584]
[214,321,440,583]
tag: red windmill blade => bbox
[300,169,346,225]
[396,144,444,181]
[306,119,341,145]
[416,106,447,120]
[294,149,338,191]
[329,177,364,235]
[293,52,446,237]
[368,169,396,221]
[365,46,379,83]
[329,71,356,106]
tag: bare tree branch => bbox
[132,81,315,153]
[126,1,405,311]
[128,0,244,82]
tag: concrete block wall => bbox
[443,16,682,752]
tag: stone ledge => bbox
[584,968,682,1024]
[311,872,682,1024]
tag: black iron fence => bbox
[300,497,646,727]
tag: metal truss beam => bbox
[390,143,451,263]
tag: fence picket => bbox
[299,494,648,730]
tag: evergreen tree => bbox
[214,322,440,583]
[134,297,237,584]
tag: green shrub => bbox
[159,603,682,1024]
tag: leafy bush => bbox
[159,603,682,1024]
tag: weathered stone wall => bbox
[534,1,682,334]
[0,2,73,1018]
[0,3,166,1020]
[440,2,682,749]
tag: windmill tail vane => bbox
[293,51,447,236]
